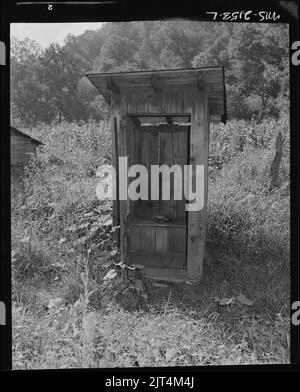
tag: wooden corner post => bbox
[111,109,120,245]
[187,92,209,280]
[111,93,128,259]
[116,112,130,264]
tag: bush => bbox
[209,116,290,175]
[18,121,111,169]
[207,146,290,264]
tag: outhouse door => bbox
[123,116,190,275]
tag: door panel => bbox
[126,120,189,269]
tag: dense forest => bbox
[11,21,289,125]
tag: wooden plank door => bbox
[131,126,159,219]
[158,125,189,223]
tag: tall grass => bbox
[11,117,290,367]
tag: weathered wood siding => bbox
[112,90,209,279]
[86,67,226,280]
[130,223,186,254]
[187,93,209,280]
[10,129,37,165]
[126,91,193,114]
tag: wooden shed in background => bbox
[10,126,43,165]
[86,67,226,281]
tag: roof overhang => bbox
[10,126,44,145]
[86,67,227,124]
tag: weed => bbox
[11,119,290,368]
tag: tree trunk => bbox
[270,131,283,190]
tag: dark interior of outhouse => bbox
[126,114,191,269]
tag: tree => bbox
[11,38,55,125]
[150,21,210,69]
[227,24,288,122]
[93,33,140,72]
[192,23,288,121]
[11,21,289,124]
[38,43,86,122]
[63,28,105,72]
[192,23,231,69]
[77,76,107,121]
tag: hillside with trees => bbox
[11,21,289,125]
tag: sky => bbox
[11,23,103,47]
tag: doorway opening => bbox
[126,115,191,270]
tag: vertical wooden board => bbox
[164,93,175,113]
[111,97,122,250]
[168,226,174,251]
[173,127,188,221]
[130,225,141,250]
[137,128,151,219]
[155,227,169,251]
[183,92,194,114]
[141,226,155,250]
[139,127,158,219]
[143,92,150,113]
[163,92,184,113]
[117,114,127,262]
[164,93,171,113]
[168,126,176,220]
[159,126,175,219]
[177,92,185,113]
[201,97,210,273]
[111,93,120,109]
[172,93,181,113]
[149,93,162,113]
[123,116,131,218]
[172,227,186,253]
[145,92,155,113]
[131,129,144,219]
[111,115,119,232]
[126,92,137,113]
[160,93,166,114]
[118,95,130,263]
[187,93,209,280]
[126,118,138,220]
[136,92,146,113]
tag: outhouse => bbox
[86,67,226,281]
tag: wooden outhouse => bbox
[86,67,226,281]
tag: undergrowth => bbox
[11,117,290,368]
